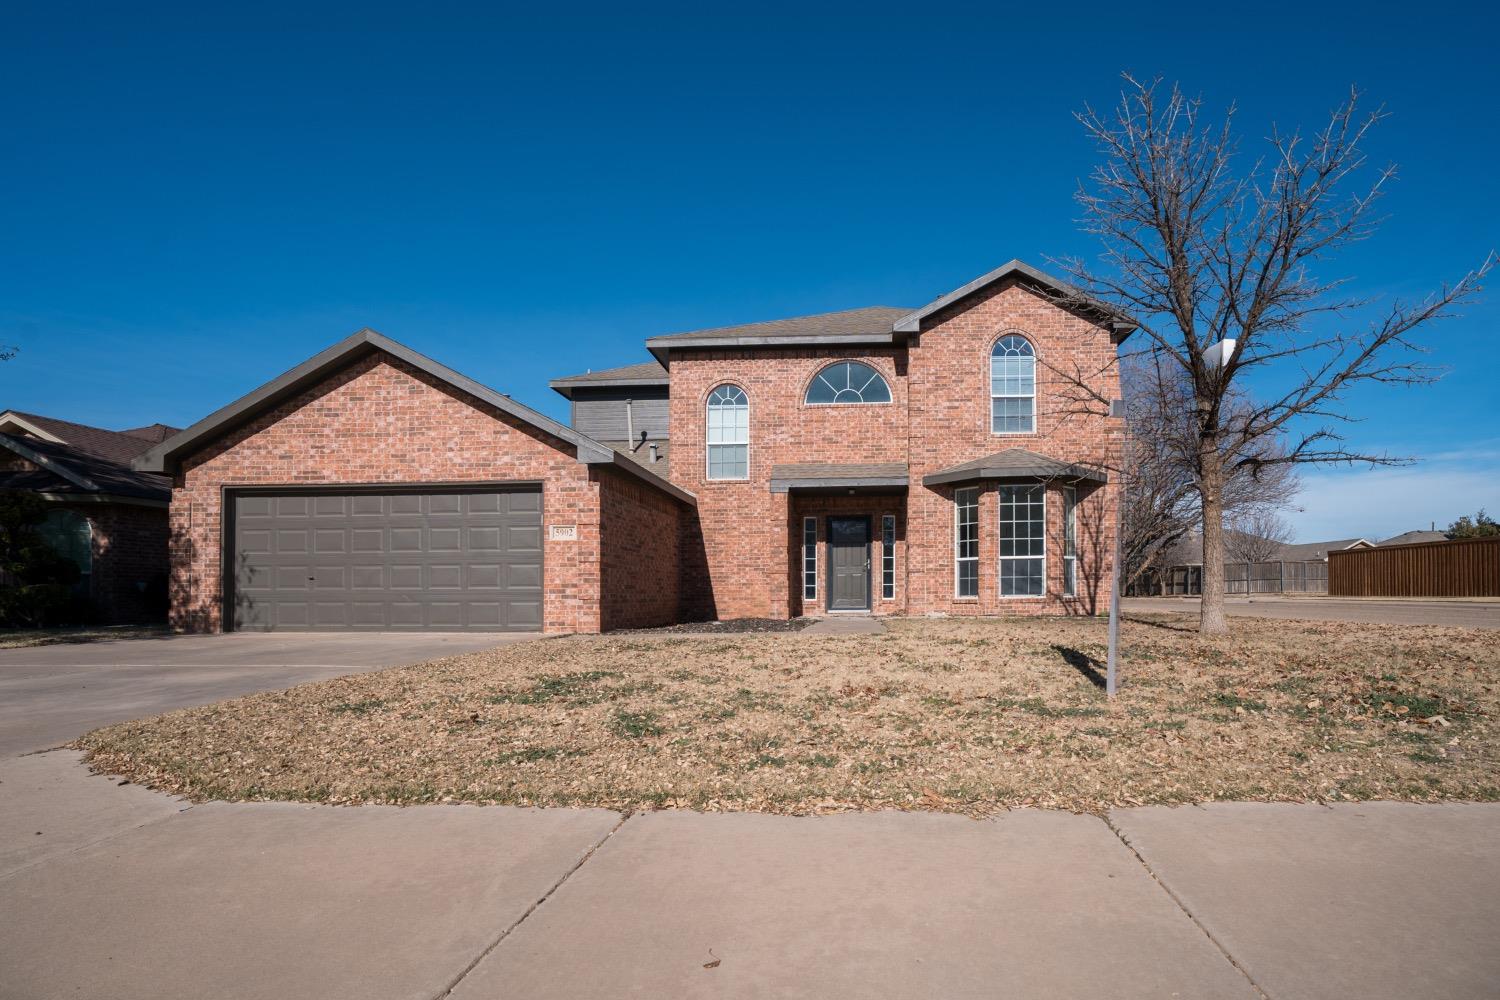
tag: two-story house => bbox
[138,260,1130,633]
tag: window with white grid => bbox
[999,484,1045,597]
[1063,486,1077,597]
[706,384,748,480]
[990,335,1036,434]
[955,488,979,598]
[802,517,817,601]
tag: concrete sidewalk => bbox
[2,751,1496,1000]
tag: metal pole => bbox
[1106,473,1121,697]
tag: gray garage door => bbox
[230,489,543,631]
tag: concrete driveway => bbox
[1124,595,1500,629]
[2,751,1496,1000]
[0,632,533,756]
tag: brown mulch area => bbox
[614,617,815,635]
[75,615,1499,815]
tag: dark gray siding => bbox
[570,387,669,443]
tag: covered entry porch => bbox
[770,463,907,617]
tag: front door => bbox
[827,517,871,611]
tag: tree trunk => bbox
[1198,447,1229,634]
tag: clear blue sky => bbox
[2,2,1495,542]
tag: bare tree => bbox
[1225,509,1295,564]
[1119,352,1299,591]
[1053,76,1493,632]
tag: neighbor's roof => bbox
[1278,538,1373,561]
[549,360,669,399]
[921,448,1108,487]
[768,462,909,493]
[1377,530,1448,546]
[133,329,694,506]
[0,433,170,504]
[0,410,181,466]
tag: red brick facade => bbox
[665,279,1121,620]
[160,269,1119,633]
[167,351,685,634]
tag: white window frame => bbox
[802,516,818,602]
[998,484,1046,599]
[954,487,979,599]
[990,334,1037,435]
[1063,486,1077,598]
[804,360,893,406]
[705,384,749,481]
[881,513,896,600]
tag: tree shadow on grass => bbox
[1051,644,1107,690]
[1122,614,1198,633]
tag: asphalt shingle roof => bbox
[650,306,912,344]
[5,411,181,465]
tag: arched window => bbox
[804,361,892,405]
[706,384,749,480]
[990,335,1036,433]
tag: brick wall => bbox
[169,351,604,634]
[666,347,908,619]
[597,464,683,630]
[905,280,1121,616]
[662,279,1121,619]
[81,501,170,625]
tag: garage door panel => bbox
[232,488,542,632]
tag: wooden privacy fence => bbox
[1130,560,1327,597]
[1328,537,1500,597]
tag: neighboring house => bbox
[1377,529,1448,546]
[137,259,1132,633]
[0,410,177,624]
[1137,533,1374,596]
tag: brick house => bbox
[0,411,178,624]
[139,259,1130,633]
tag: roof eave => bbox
[548,376,671,400]
[599,451,696,505]
[769,475,909,494]
[893,259,1138,343]
[646,332,898,366]
[921,463,1109,487]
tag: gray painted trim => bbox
[549,376,670,400]
[646,332,898,365]
[131,329,695,506]
[602,451,696,504]
[921,462,1108,487]
[770,475,910,494]
[0,435,100,491]
[892,260,1138,343]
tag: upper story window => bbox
[805,361,892,405]
[990,334,1036,434]
[706,384,749,480]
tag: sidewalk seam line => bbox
[0,803,195,882]
[433,811,631,999]
[1102,815,1273,1000]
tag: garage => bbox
[229,487,543,631]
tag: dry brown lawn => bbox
[76,615,1500,815]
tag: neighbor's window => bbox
[1063,486,1077,598]
[802,517,817,601]
[37,509,92,594]
[990,334,1036,434]
[706,384,749,480]
[881,514,896,600]
[954,488,979,598]
[804,361,892,405]
[999,484,1045,597]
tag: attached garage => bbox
[133,329,694,634]
[229,487,543,631]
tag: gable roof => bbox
[0,410,181,465]
[0,433,170,504]
[133,329,694,506]
[1377,530,1448,547]
[922,447,1109,487]
[893,260,1137,343]
[644,306,910,364]
[549,360,669,399]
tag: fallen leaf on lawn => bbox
[704,949,721,970]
